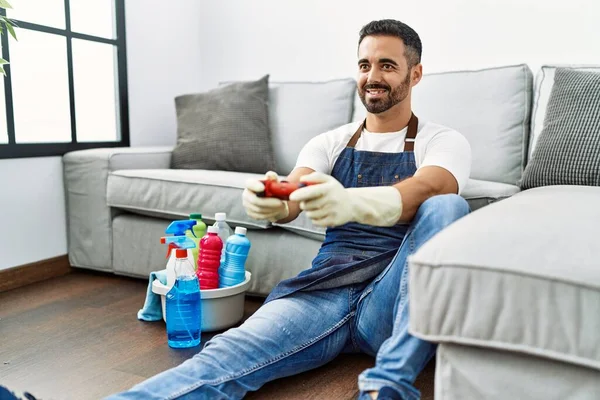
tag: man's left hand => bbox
[289,172,404,227]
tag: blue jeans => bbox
[106,195,469,400]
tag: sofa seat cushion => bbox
[408,185,600,371]
[274,213,326,241]
[107,169,271,229]
[461,179,520,211]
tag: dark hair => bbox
[358,19,422,67]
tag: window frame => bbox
[0,0,129,159]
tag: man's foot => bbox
[375,386,403,399]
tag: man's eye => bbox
[383,64,393,70]
[359,64,369,70]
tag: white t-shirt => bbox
[294,120,472,194]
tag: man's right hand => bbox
[242,171,290,222]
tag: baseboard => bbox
[0,255,71,293]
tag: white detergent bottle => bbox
[161,220,198,288]
[213,213,233,264]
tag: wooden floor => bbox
[0,270,434,400]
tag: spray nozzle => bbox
[160,235,196,258]
[165,219,198,237]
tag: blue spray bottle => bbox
[161,220,197,288]
[164,237,201,348]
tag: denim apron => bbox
[266,114,419,303]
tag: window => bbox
[0,0,129,158]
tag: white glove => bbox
[289,172,403,227]
[242,171,290,222]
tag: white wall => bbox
[197,0,600,87]
[0,0,204,271]
[0,157,67,270]
[126,0,205,146]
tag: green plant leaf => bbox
[0,58,7,76]
[0,0,13,9]
[1,16,17,27]
[5,20,16,40]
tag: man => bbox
[108,19,471,400]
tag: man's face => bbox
[357,35,413,114]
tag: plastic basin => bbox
[152,271,252,332]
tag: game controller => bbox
[257,180,316,200]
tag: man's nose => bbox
[367,67,382,82]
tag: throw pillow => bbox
[171,74,275,173]
[520,68,600,189]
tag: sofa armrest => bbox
[461,178,521,212]
[63,146,173,271]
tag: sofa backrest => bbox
[528,64,600,163]
[220,78,357,176]
[265,79,356,175]
[406,64,533,186]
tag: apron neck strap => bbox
[347,113,419,151]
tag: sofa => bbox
[406,65,600,399]
[63,63,600,398]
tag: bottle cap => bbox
[175,249,188,258]
[215,212,226,221]
[189,213,202,219]
[207,226,219,234]
[235,227,247,235]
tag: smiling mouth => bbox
[366,88,388,98]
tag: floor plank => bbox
[0,270,434,399]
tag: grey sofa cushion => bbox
[107,169,271,229]
[521,68,600,189]
[408,185,600,371]
[222,78,357,176]
[269,79,357,175]
[529,64,600,160]
[274,213,326,241]
[410,64,533,185]
[171,74,275,174]
[106,170,519,247]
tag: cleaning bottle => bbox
[197,226,223,290]
[166,247,201,348]
[213,212,232,264]
[162,220,197,288]
[186,213,207,271]
[219,227,251,288]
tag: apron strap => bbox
[346,113,419,151]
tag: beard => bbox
[358,71,411,114]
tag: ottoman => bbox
[408,185,600,399]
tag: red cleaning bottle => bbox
[196,226,223,290]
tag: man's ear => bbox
[411,63,423,86]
